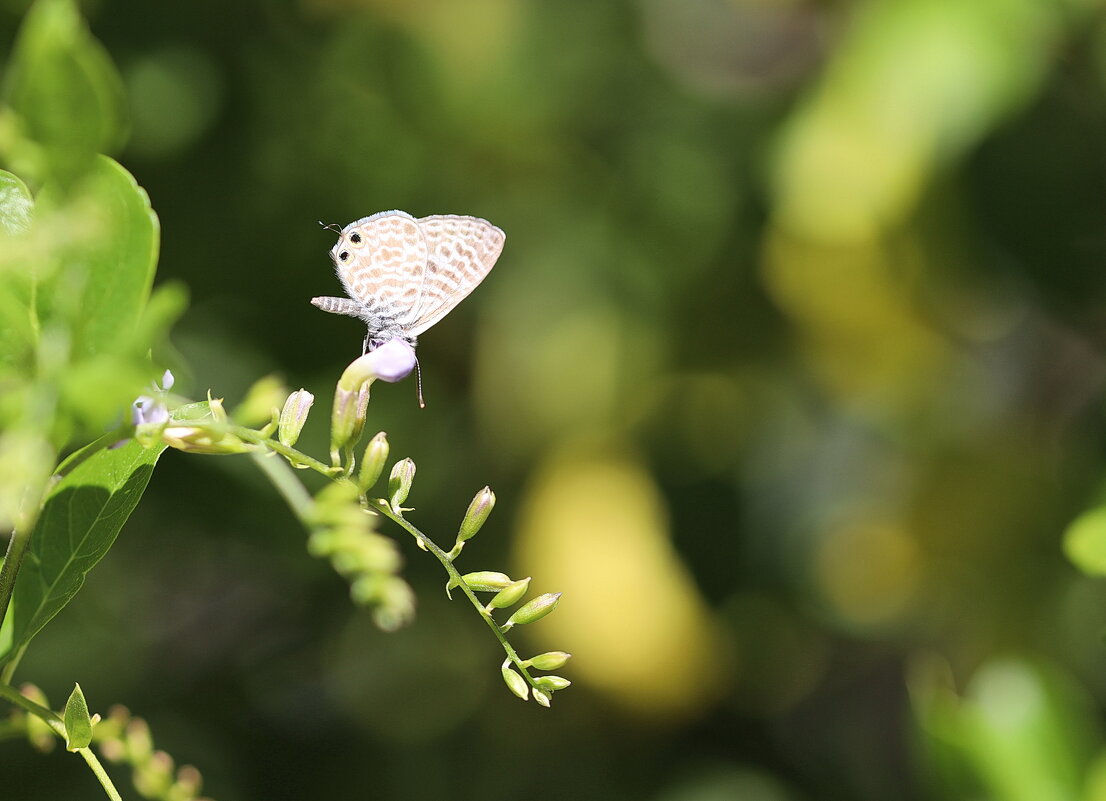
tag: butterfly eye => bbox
[339,251,350,261]
[349,232,362,244]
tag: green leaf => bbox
[0,438,167,664]
[37,156,160,361]
[3,0,127,176]
[63,682,93,751]
[0,170,35,376]
[0,170,33,236]
[1063,506,1106,577]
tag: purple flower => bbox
[131,396,169,426]
[367,339,417,383]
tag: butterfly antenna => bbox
[415,356,426,409]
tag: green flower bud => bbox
[278,389,314,447]
[525,651,572,671]
[20,685,54,753]
[487,577,531,610]
[533,675,571,692]
[371,577,417,632]
[461,571,513,591]
[501,661,529,700]
[174,765,203,797]
[161,425,251,454]
[208,393,228,423]
[503,592,561,630]
[358,432,389,492]
[445,570,513,600]
[124,718,154,762]
[456,486,495,544]
[533,688,552,708]
[388,458,416,509]
[235,375,288,426]
[330,384,371,465]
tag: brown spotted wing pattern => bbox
[315,210,504,344]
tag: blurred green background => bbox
[8,0,1106,798]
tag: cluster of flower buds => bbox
[432,488,571,704]
[460,571,569,705]
[12,685,209,801]
[307,482,415,631]
[93,703,210,801]
[133,377,252,455]
[17,684,54,752]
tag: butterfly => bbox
[312,210,505,354]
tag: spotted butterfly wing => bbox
[332,210,429,325]
[405,214,505,337]
[313,210,504,347]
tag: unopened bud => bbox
[235,375,287,426]
[371,577,417,632]
[208,394,228,423]
[533,675,571,692]
[388,458,416,509]
[278,389,314,447]
[462,571,513,591]
[446,570,513,600]
[456,486,495,544]
[525,651,572,671]
[330,384,371,465]
[487,577,531,610]
[174,765,203,796]
[533,688,552,708]
[161,426,251,454]
[358,432,389,492]
[501,661,529,700]
[125,718,154,761]
[503,592,561,630]
[21,685,54,753]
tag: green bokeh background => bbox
[7,0,1106,799]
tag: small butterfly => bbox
[312,210,505,354]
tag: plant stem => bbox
[0,683,123,801]
[249,447,316,524]
[368,499,539,688]
[78,746,124,801]
[233,427,336,476]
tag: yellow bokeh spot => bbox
[514,443,726,720]
[815,519,922,627]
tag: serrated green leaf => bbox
[0,438,167,664]
[3,0,127,175]
[63,683,92,751]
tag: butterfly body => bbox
[312,210,505,351]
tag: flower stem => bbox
[367,499,540,689]
[232,427,336,475]
[0,683,123,801]
[248,448,316,524]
